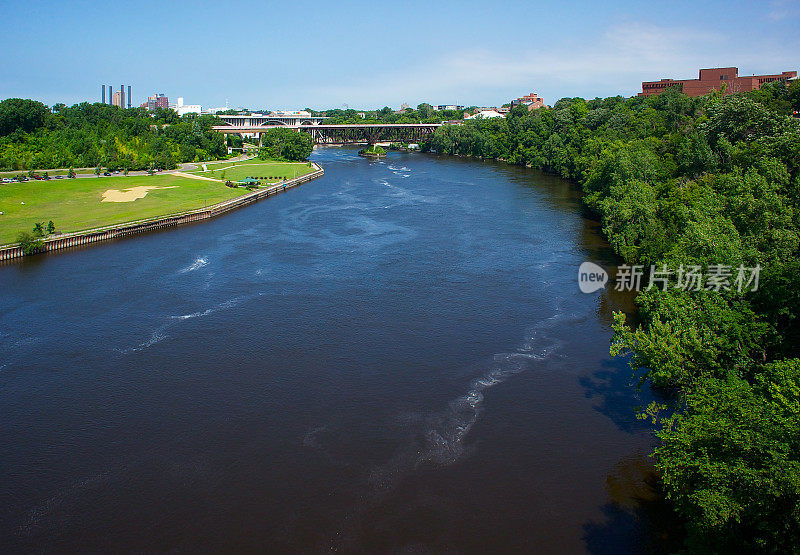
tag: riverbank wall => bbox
[0,163,324,262]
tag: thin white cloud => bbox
[766,0,798,21]
[296,21,797,107]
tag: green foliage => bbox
[0,101,227,171]
[746,80,800,116]
[359,145,386,156]
[656,361,800,552]
[611,291,769,391]
[257,128,313,161]
[16,231,44,255]
[0,98,49,136]
[316,105,466,124]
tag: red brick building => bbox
[511,93,545,110]
[640,67,797,97]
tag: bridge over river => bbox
[211,123,442,145]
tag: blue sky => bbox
[0,0,797,110]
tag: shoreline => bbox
[0,162,324,262]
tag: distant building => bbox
[434,104,465,111]
[272,110,312,117]
[465,109,505,120]
[112,90,122,107]
[510,93,545,111]
[640,67,798,97]
[175,97,202,116]
[140,93,169,112]
[394,102,412,114]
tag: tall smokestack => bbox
[102,85,105,104]
[109,85,113,104]
[120,85,124,110]
[127,85,131,108]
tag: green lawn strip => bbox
[196,157,261,170]
[0,174,247,245]
[189,161,314,182]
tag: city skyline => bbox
[0,0,798,109]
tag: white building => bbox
[175,97,202,116]
[465,109,505,120]
[216,111,326,128]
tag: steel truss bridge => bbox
[211,123,442,145]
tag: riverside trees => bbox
[0,100,228,171]
[257,128,313,161]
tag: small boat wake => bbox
[178,257,208,274]
[119,293,261,354]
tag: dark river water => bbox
[0,147,664,552]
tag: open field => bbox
[0,174,248,245]
[189,159,315,182]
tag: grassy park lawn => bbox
[190,159,315,183]
[0,174,248,245]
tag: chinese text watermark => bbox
[578,263,761,293]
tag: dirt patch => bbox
[101,186,178,202]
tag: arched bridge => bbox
[212,123,442,145]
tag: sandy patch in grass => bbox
[101,186,178,202]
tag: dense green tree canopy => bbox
[312,105,467,124]
[257,128,313,161]
[0,102,228,171]
[0,98,49,136]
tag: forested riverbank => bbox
[423,81,800,551]
[0,100,232,171]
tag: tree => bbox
[94,166,101,177]
[417,103,433,119]
[16,231,44,255]
[0,98,49,136]
[47,220,55,234]
[655,361,800,552]
[0,100,229,172]
[258,128,313,161]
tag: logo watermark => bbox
[578,262,609,294]
[578,263,761,293]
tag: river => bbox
[0,147,665,552]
